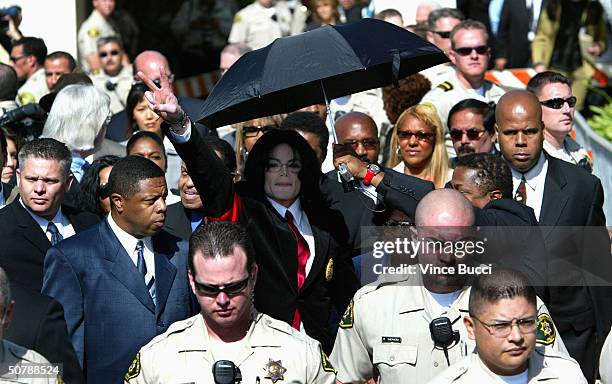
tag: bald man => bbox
[496,90,609,381]
[331,189,564,384]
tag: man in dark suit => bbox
[495,0,543,69]
[495,89,609,382]
[42,155,198,383]
[0,138,98,292]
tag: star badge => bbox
[264,358,286,383]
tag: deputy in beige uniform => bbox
[421,20,505,156]
[90,37,133,114]
[124,222,335,384]
[427,269,586,384]
[78,0,118,74]
[331,190,565,384]
[10,37,49,106]
[601,327,612,384]
[421,8,463,87]
[228,0,292,50]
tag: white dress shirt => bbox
[107,214,156,284]
[20,199,75,241]
[0,184,5,209]
[510,152,548,221]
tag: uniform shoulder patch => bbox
[87,28,101,38]
[320,346,336,373]
[339,299,354,329]
[18,92,35,106]
[536,313,556,345]
[436,81,454,91]
[233,14,242,23]
[124,352,141,381]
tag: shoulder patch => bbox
[87,28,100,38]
[339,299,354,329]
[124,352,141,381]
[536,313,556,345]
[320,346,336,373]
[18,92,35,106]
[436,81,454,91]
[233,14,242,23]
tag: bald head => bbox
[415,189,474,227]
[134,51,171,82]
[496,90,541,125]
[336,112,379,163]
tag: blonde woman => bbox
[387,104,450,188]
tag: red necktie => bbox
[285,210,310,329]
[514,175,527,205]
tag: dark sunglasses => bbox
[397,131,435,141]
[449,128,486,141]
[243,125,276,137]
[432,31,451,38]
[453,45,489,56]
[97,183,110,198]
[99,50,120,58]
[343,139,379,150]
[193,275,250,296]
[540,96,577,109]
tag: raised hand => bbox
[137,66,184,124]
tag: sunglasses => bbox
[453,45,489,56]
[540,96,577,109]
[343,139,379,150]
[243,125,276,137]
[193,275,250,296]
[99,50,120,58]
[432,31,451,39]
[449,128,486,141]
[397,131,435,141]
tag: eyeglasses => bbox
[99,50,120,58]
[397,131,435,141]
[9,55,27,62]
[453,45,489,56]
[432,31,451,39]
[343,139,379,150]
[193,275,250,296]
[540,96,577,109]
[243,125,276,138]
[473,315,537,338]
[449,128,486,141]
[265,159,302,174]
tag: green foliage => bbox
[587,103,612,142]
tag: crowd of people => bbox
[0,0,610,383]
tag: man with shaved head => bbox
[496,90,608,381]
[331,189,563,384]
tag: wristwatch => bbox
[363,163,381,186]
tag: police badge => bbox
[263,359,286,383]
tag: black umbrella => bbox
[198,18,449,129]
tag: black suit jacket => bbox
[0,201,99,292]
[5,282,84,384]
[169,124,360,353]
[1,182,11,202]
[163,201,195,240]
[496,0,534,68]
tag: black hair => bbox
[125,83,149,138]
[18,138,71,178]
[78,155,121,217]
[469,268,536,317]
[107,155,165,199]
[526,71,571,97]
[189,221,256,275]
[0,126,6,168]
[427,7,465,29]
[280,112,329,159]
[14,37,47,66]
[45,51,77,71]
[203,136,237,174]
[455,153,512,198]
[0,63,18,100]
[448,99,496,134]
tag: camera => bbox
[0,6,21,33]
[0,103,47,141]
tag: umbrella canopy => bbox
[198,18,449,128]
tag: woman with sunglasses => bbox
[387,104,450,188]
[234,116,282,179]
[78,155,120,218]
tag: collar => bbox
[20,198,65,229]
[510,152,547,190]
[527,347,559,380]
[266,197,304,227]
[107,214,152,256]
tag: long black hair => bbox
[78,155,121,217]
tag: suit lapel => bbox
[101,222,156,313]
[301,213,328,292]
[539,157,569,237]
[12,202,50,254]
[153,252,177,318]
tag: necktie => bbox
[285,210,310,330]
[514,175,527,205]
[136,241,156,304]
[46,222,63,246]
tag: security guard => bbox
[331,190,565,384]
[124,222,335,384]
[90,37,132,114]
[16,68,48,106]
[77,0,118,74]
[228,0,292,50]
[543,135,592,172]
[10,37,49,106]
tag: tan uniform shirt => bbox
[91,64,133,114]
[16,69,49,106]
[77,10,117,73]
[420,65,456,90]
[601,327,612,384]
[330,273,565,384]
[543,136,592,171]
[0,339,60,383]
[228,1,292,49]
[427,347,586,383]
[124,313,336,384]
